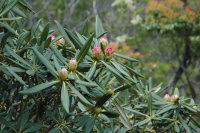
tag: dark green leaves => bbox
[19,80,59,94]
[95,94,112,108]
[0,0,19,17]
[61,82,70,113]
[101,111,120,118]
[76,33,94,64]
[80,18,88,36]
[95,15,103,37]
[114,53,138,62]
[40,23,49,45]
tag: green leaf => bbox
[1,113,12,130]
[174,123,180,132]
[40,23,49,45]
[0,0,6,9]
[7,67,26,85]
[53,56,61,72]
[96,31,108,39]
[11,6,27,18]
[19,111,29,131]
[148,93,152,116]
[64,28,82,49]
[0,17,22,21]
[45,107,59,123]
[54,20,75,48]
[5,45,31,68]
[80,18,88,36]
[114,53,138,62]
[124,107,147,117]
[114,82,136,93]
[102,71,111,87]
[95,15,103,37]
[68,83,92,106]
[133,119,150,127]
[44,37,51,48]
[17,30,30,50]
[83,115,96,133]
[76,33,94,64]
[49,44,67,66]
[75,80,98,87]
[101,111,120,118]
[0,22,17,35]
[0,0,19,17]
[86,61,96,79]
[178,114,191,133]
[95,94,112,108]
[174,87,180,96]
[113,100,131,129]
[0,116,16,132]
[19,80,59,94]
[32,47,58,78]
[61,82,70,113]
[24,124,44,133]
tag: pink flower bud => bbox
[104,46,114,60]
[171,95,178,102]
[68,58,77,71]
[193,106,198,111]
[91,45,103,60]
[59,38,65,44]
[59,68,68,80]
[163,94,170,102]
[99,37,108,49]
[50,35,55,40]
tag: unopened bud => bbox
[163,94,170,102]
[107,89,114,96]
[68,58,77,71]
[59,68,68,80]
[94,107,101,114]
[91,45,103,60]
[193,106,198,111]
[50,35,55,40]
[99,37,108,49]
[171,95,178,102]
[104,46,114,60]
[59,38,65,44]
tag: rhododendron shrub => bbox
[0,1,200,133]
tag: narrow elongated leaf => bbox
[76,33,94,64]
[102,71,111,87]
[68,83,92,106]
[95,94,112,108]
[32,47,58,78]
[17,31,30,50]
[24,124,44,133]
[113,100,131,129]
[19,111,29,131]
[83,115,96,133]
[0,0,18,17]
[148,93,152,116]
[86,61,96,79]
[19,80,59,94]
[45,108,59,123]
[75,80,97,87]
[54,20,75,48]
[114,82,136,93]
[61,82,69,113]
[101,111,120,118]
[5,45,31,68]
[0,17,22,21]
[64,28,82,49]
[11,6,27,18]
[124,107,147,117]
[133,119,150,127]
[95,15,103,37]
[80,18,88,36]
[0,22,16,35]
[0,0,6,9]
[53,56,61,72]
[114,53,138,62]
[7,67,26,85]
[178,114,191,133]
[40,23,49,45]
[49,44,67,66]
[0,116,16,132]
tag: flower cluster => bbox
[163,94,179,102]
[91,37,114,60]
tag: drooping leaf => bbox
[61,82,70,113]
[95,94,112,108]
[101,111,120,118]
